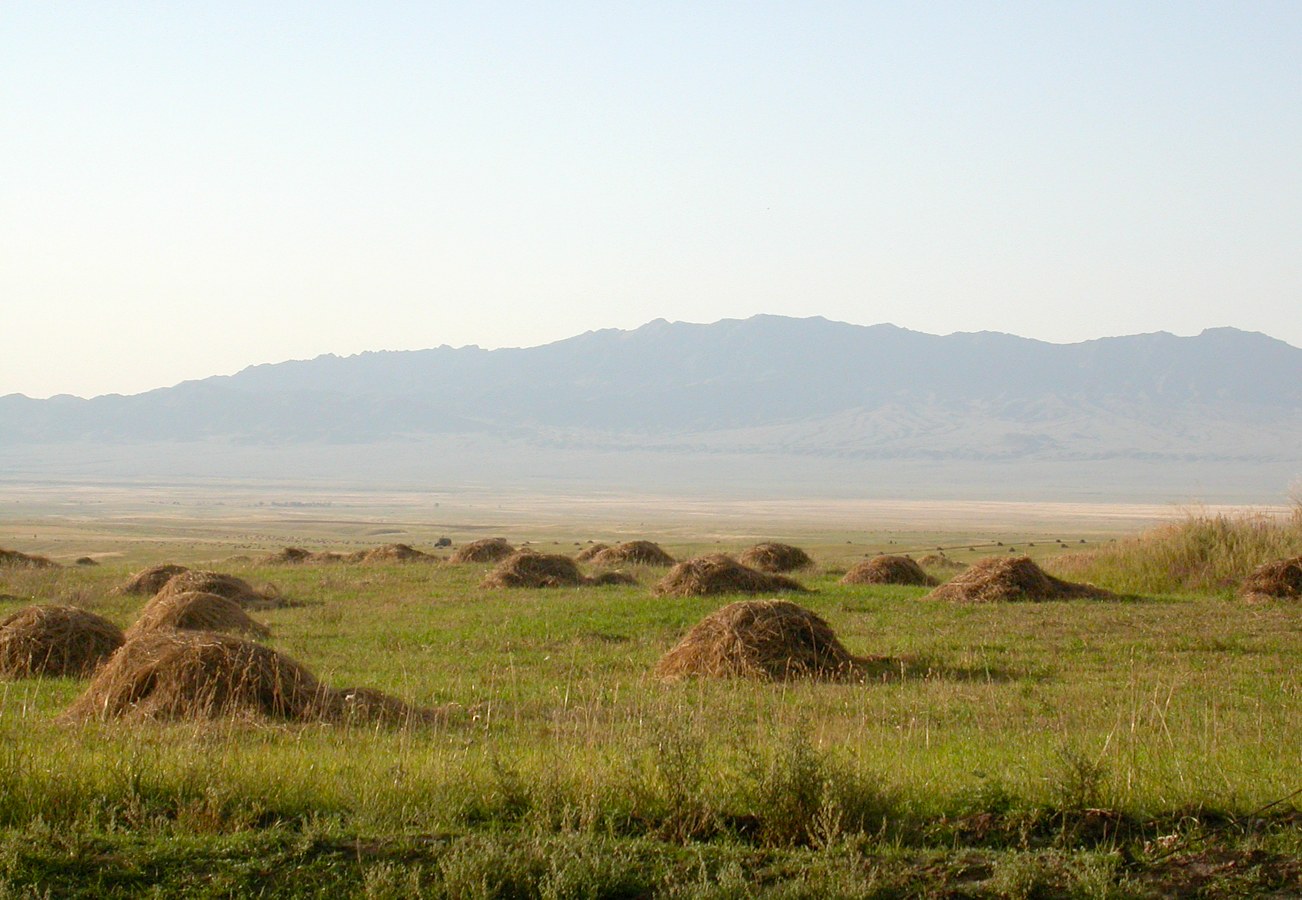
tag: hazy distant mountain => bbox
[3,316,1300,500]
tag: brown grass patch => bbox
[925,556,1115,603]
[590,541,676,567]
[841,555,938,587]
[63,630,448,727]
[574,543,610,562]
[0,548,59,569]
[157,571,285,610]
[737,542,814,573]
[128,591,271,639]
[653,554,809,597]
[1238,556,1302,603]
[481,551,585,588]
[0,605,125,679]
[654,599,885,681]
[118,564,190,596]
[449,538,515,564]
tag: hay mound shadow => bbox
[63,630,446,727]
[0,549,59,569]
[157,571,286,610]
[449,538,515,564]
[654,599,883,681]
[1,605,124,679]
[737,542,814,573]
[118,564,190,596]
[129,591,270,640]
[590,541,676,567]
[481,551,585,588]
[654,554,809,597]
[925,556,1114,602]
[1239,556,1302,603]
[842,555,938,587]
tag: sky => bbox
[3,2,1300,399]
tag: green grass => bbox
[1,523,1300,897]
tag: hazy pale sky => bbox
[3,2,1299,398]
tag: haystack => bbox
[156,570,284,610]
[1239,556,1302,603]
[654,599,874,681]
[75,557,100,567]
[361,543,436,563]
[574,543,610,562]
[63,630,443,726]
[118,564,190,596]
[924,556,1113,603]
[0,548,58,569]
[653,554,809,597]
[841,555,938,587]
[481,551,585,588]
[737,542,814,573]
[449,538,515,564]
[0,605,124,679]
[128,591,270,639]
[590,541,676,567]
[918,554,966,570]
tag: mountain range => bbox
[3,316,1300,501]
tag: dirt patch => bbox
[481,551,585,588]
[63,630,448,727]
[156,571,285,610]
[449,538,515,564]
[128,591,270,639]
[589,541,676,567]
[118,564,190,596]
[0,605,124,679]
[925,556,1114,602]
[0,548,59,569]
[1239,555,1302,602]
[737,542,814,573]
[654,554,809,597]
[841,555,938,587]
[654,599,885,681]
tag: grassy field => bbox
[0,496,1299,897]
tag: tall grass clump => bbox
[1050,506,1302,595]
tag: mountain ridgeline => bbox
[3,316,1301,471]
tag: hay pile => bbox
[924,556,1114,603]
[128,591,270,639]
[118,564,190,596]
[1239,556,1302,603]
[918,553,965,570]
[63,630,445,727]
[75,557,100,567]
[574,543,610,562]
[449,538,515,564]
[0,548,58,569]
[0,605,124,679]
[590,541,676,567]
[361,543,436,563]
[654,599,874,681]
[841,555,938,587]
[653,554,809,597]
[737,542,814,573]
[481,551,585,588]
[157,571,284,610]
